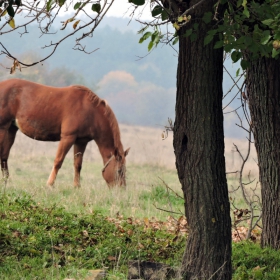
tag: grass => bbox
[4,156,183,220]
[232,242,280,279]
[0,129,275,279]
[1,191,280,279]
[0,192,185,279]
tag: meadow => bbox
[1,124,279,279]
[4,124,259,218]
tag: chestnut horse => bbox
[0,79,129,187]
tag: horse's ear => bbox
[124,148,130,157]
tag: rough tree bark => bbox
[173,1,232,279]
[246,57,280,250]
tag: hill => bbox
[0,16,246,137]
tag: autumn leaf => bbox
[9,18,15,29]
[173,22,180,30]
[73,20,80,30]
[61,18,75,30]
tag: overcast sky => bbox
[106,0,152,19]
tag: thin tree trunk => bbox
[173,1,232,279]
[246,57,280,249]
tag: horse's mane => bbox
[73,85,123,152]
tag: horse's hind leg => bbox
[73,141,88,188]
[0,125,18,178]
[47,135,76,187]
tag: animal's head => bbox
[102,148,130,188]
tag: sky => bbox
[103,0,152,19]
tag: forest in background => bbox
[0,16,244,137]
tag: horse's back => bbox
[0,79,94,141]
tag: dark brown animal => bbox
[0,79,129,187]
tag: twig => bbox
[152,203,182,215]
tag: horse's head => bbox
[102,148,130,188]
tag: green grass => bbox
[232,242,280,279]
[1,192,280,279]
[0,155,278,279]
[3,157,184,220]
[0,193,185,279]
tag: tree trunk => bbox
[173,1,232,279]
[246,57,280,249]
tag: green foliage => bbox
[46,0,55,11]
[203,0,280,68]
[129,0,145,6]
[92,3,101,13]
[152,5,163,17]
[6,5,14,17]
[74,2,81,10]
[0,193,185,279]
[138,28,163,51]
[232,242,280,279]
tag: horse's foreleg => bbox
[1,126,18,178]
[73,141,88,188]
[47,135,75,187]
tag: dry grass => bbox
[3,124,259,219]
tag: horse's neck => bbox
[95,134,123,165]
[93,111,123,164]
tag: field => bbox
[3,124,259,218]
[2,124,277,280]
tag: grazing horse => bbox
[0,79,129,187]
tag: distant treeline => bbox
[0,17,244,135]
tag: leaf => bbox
[8,18,15,29]
[202,12,212,24]
[177,16,183,23]
[244,36,253,46]
[241,59,249,69]
[242,0,247,7]
[272,48,279,58]
[183,29,192,37]
[173,22,180,30]
[1,9,7,16]
[236,68,240,77]
[137,25,148,34]
[139,31,152,43]
[260,30,271,45]
[172,37,179,45]
[161,10,169,21]
[61,18,75,30]
[7,5,15,17]
[74,2,81,9]
[46,0,55,11]
[243,6,249,18]
[129,0,145,6]
[190,33,197,42]
[58,0,66,7]
[262,19,274,26]
[193,23,199,31]
[73,20,80,30]
[236,0,242,7]
[148,40,154,51]
[214,40,224,49]
[151,5,162,17]
[273,40,280,50]
[151,31,159,42]
[204,34,213,46]
[92,3,101,13]
[231,51,242,63]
